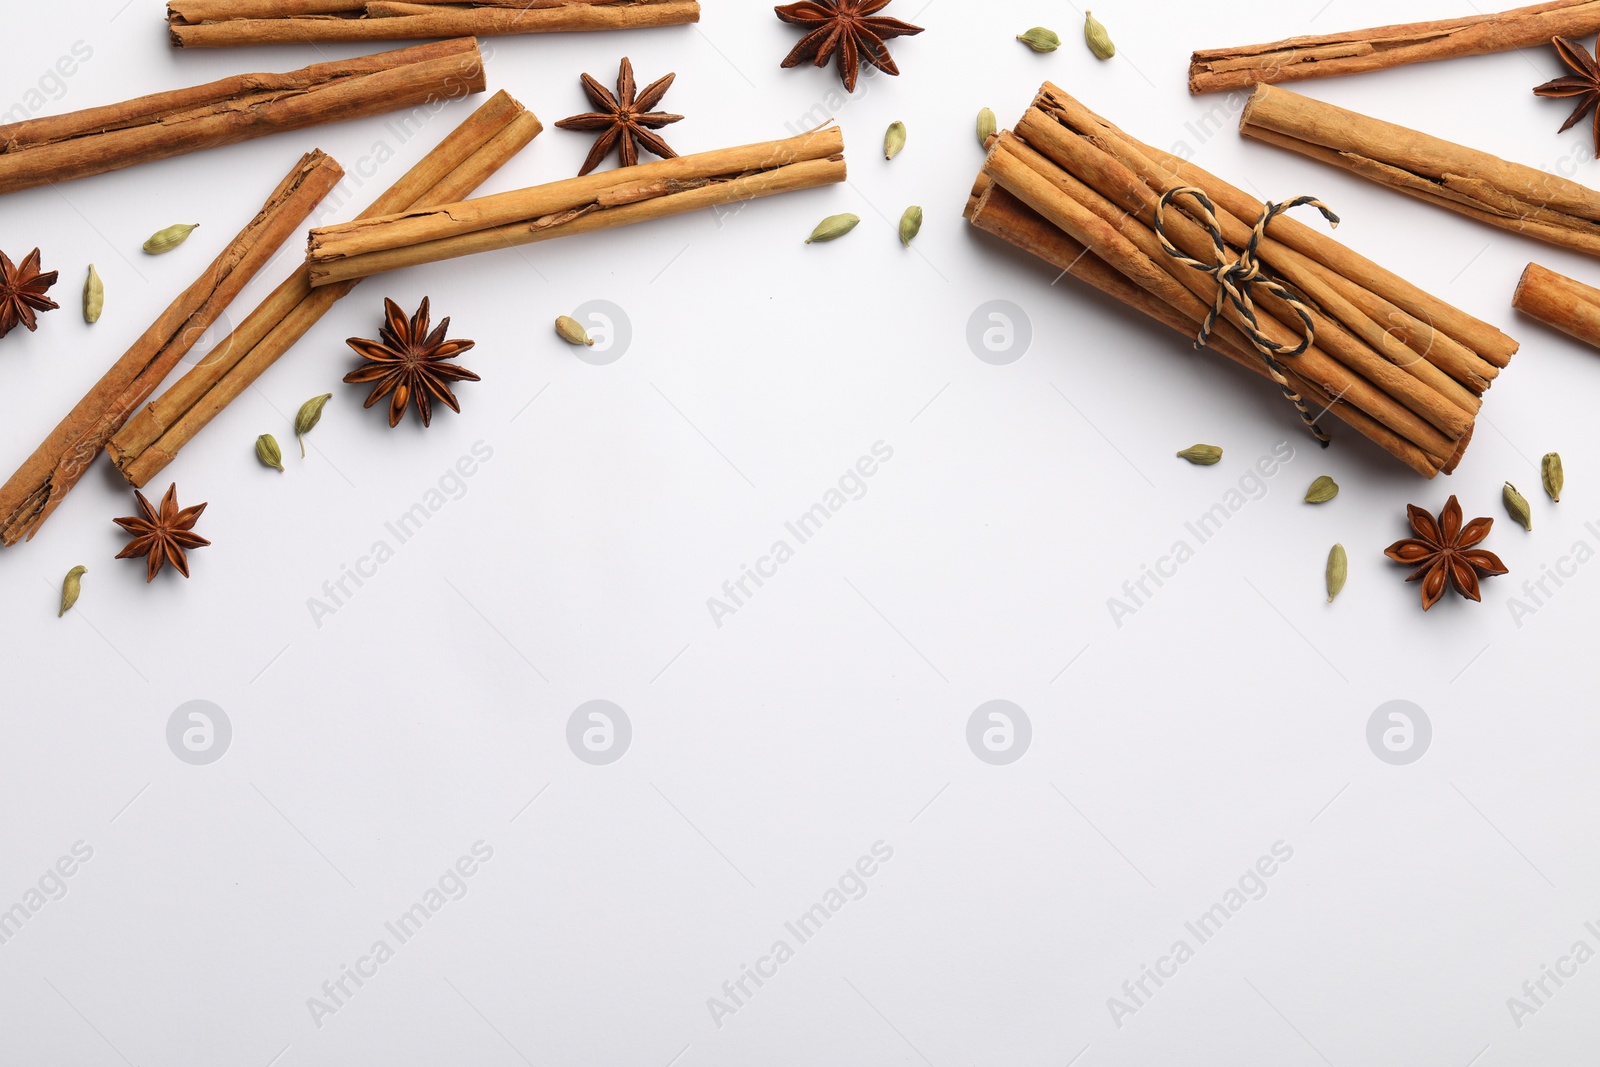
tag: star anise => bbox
[555,58,682,176]
[775,0,925,93]
[1534,36,1600,154]
[0,248,59,340]
[113,483,210,582]
[1384,495,1508,611]
[344,297,479,428]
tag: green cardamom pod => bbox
[256,433,285,473]
[1326,544,1347,603]
[805,213,860,244]
[1542,452,1564,502]
[1503,482,1532,531]
[977,108,997,148]
[83,264,103,324]
[1016,26,1061,52]
[555,315,594,346]
[59,565,86,618]
[884,120,907,161]
[1304,475,1339,504]
[898,206,923,247]
[1177,444,1223,465]
[143,223,199,255]
[1084,11,1116,59]
[295,393,333,457]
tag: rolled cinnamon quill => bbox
[1190,0,1600,94]
[0,152,344,546]
[304,127,847,287]
[107,91,540,487]
[967,82,1518,477]
[0,39,486,195]
[1239,84,1600,260]
[1513,261,1600,348]
[169,0,700,47]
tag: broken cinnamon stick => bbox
[304,127,847,287]
[107,90,539,487]
[1189,0,1600,94]
[168,0,699,47]
[1239,84,1600,260]
[0,39,486,195]
[1513,261,1600,348]
[0,151,344,546]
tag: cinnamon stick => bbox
[107,90,540,487]
[967,82,1519,477]
[0,39,486,195]
[305,127,848,287]
[963,180,1442,478]
[1239,84,1600,260]
[168,0,699,47]
[1038,83,1518,374]
[1189,0,1600,94]
[1512,261,1600,348]
[0,151,343,546]
[986,136,1458,467]
[1010,111,1481,434]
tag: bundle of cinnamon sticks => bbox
[304,127,847,286]
[106,91,542,488]
[168,0,700,47]
[0,39,486,195]
[966,82,1519,478]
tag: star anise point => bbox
[0,247,60,340]
[774,0,925,93]
[344,297,479,428]
[555,57,683,176]
[1384,495,1508,611]
[113,483,210,582]
[1535,35,1600,154]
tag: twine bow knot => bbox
[1154,186,1340,446]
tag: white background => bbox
[1,0,1597,1064]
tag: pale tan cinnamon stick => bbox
[305,127,848,287]
[0,152,344,546]
[107,91,539,487]
[1513,261,1600,348]
[1189,0,1600,93]
[1240,84,1600,260]
[0,40,485,195]
[168,0,699,47]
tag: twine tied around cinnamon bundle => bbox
[1154,187,1340,447]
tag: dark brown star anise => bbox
[555,57,682,176]
[344,297,479,428]
[114,483,210,582]
[775,0,925,93]
[0,247,59,340]
[1534,36,1600,154]
[1384,495,1508,611]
